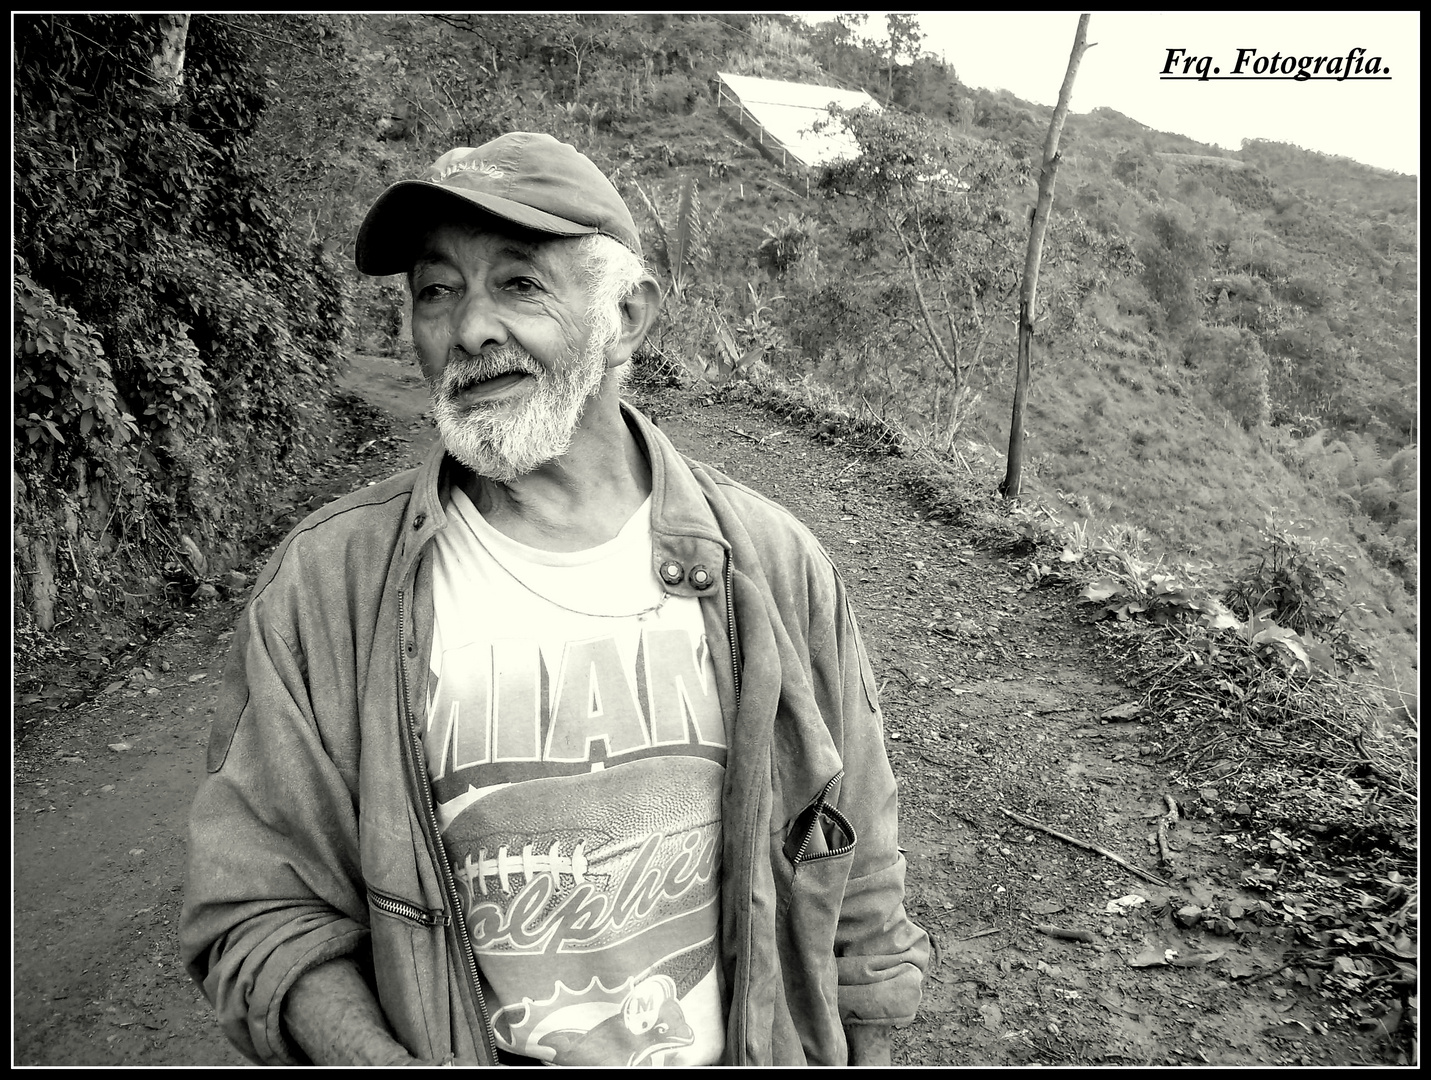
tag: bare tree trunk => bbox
[1001,14,1092,500]
[148,14,191,105]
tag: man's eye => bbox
[416,283,455,302]
[505,277,540,295]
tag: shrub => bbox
[1182,326,1271,430]
[1138,207,1208,330]
[14,14,348,632]
[757,212,819,278]
[1223,524,1356,644]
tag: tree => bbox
[14,14,348,631]
[551,13,616,104]
[1184,326,1271,429]
[884,13,924,102]
[148,13,190,104]
[1139,206,1208,330]
[1000,14,1091,501]
[819,106,1027,441]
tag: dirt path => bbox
[12,353,1386,1066]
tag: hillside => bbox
[14,14,1416,705]
[323,14,1419,700]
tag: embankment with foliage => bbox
[14,14,1416,715]
[14,16,350,643]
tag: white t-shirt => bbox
[424,486,727,1066]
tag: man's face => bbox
[409,224,610,482]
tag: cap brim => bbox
[355,181,600,276]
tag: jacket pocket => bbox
[783,791,857,864]
[773,773,858,1065]
[367,885,450,1061]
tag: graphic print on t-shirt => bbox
[426,489,728,1066]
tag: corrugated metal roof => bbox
[717,72,881,168]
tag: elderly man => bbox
[180,132,928,1067]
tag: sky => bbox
[797,11,1419,176]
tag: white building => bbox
[715,72,881,179]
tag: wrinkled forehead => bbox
[411,216,582,279]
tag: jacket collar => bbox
[399,403,729,599]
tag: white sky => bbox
[796,11,1419,176]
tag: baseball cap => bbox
[355,132,642,275]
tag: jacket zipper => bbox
[722,551,750,1063]
[792,770,855,863]
[724,555,741,707]
[397,587,500,1066]
[368,886,448,928]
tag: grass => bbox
[943,337,1418,711]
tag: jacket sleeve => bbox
[179,581,372,1065]
[819,572,931,1027]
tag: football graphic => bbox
[440,749,721,921]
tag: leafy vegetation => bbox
[14,15,351,649]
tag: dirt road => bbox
[12,353,1393,1066]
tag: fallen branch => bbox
[1156,794,1179,867]
[728,427,763,442]
[955,927,1004,942]
[1000,806,1170,887]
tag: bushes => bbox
[1138,206,1208,331]
[14,14,349,633]
[1223,525,1353,637]
[1182,326,1271,430]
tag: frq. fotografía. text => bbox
[1161,47,1389,82]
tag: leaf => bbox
[1080,577,1123,603]
[714,320,740,367]
[673,174,700,276]
[1300,633,1338,672]
[1203,610,1242,631]
[1257,630,1311,670]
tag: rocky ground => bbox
[12,353,1404,1066]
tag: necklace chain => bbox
[469,525,670,621]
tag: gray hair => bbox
[573,234,653,359]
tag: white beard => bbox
[427,337,608,483]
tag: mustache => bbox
[432,345,538,394]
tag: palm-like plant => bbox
[633,174,713,301]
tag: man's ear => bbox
[607,277,663,368]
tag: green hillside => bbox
[13,13,1417,705]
